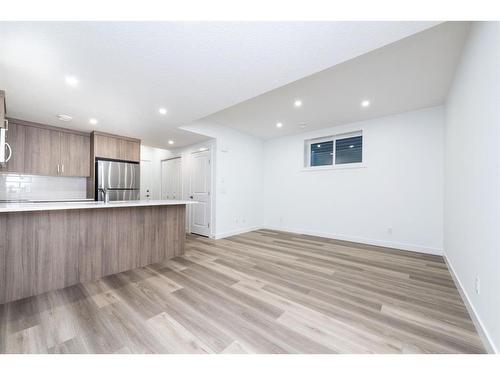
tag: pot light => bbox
[168,140,174,145]
[56,114,72,122]
[294,99,302,108]
[89,118,98,125]
[299,124,307,129]
[65,76,79,87]
[276,122,283,128]
[361,100,370,108]
[349,145,354,148]
[159,108,168,115]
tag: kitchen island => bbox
[0,200,193,304]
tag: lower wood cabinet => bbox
[0,204,186,304]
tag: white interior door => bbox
[190,150,211,237]
[161,157,182,199]
[140,159,153,200]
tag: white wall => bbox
[444,22,500,353]
[263,106,445,254]
[140,145,175,199]
[181,121,264,238]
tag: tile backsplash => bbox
[0,173,87,201]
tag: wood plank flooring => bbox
[0,229,485,354]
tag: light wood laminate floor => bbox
[0,230,485,354]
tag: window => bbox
[310,139,333,167]
[305,131,363,168]
[335,135,362,164]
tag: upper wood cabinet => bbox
[92,132,140,162]
[0,119,91,177]
[60,132,90,177]
[119,138,141,161]
[2,121,25,173]
[24,125,61,176]
[0,90,5,128]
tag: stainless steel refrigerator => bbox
[95,158,140,201]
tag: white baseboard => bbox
[262,226,443,256]
[444,253,497,354]
[214,226,263,240]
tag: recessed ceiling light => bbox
[159,108,168,115]
[168,140,174,145]
[299,124,307,129]
[294,99,302,108]
[361,100,370,108]
[349,145,354,148]
[65,76,79,87]
[56,114,72,122]
[89,118,98,125]
[276,122,283,128]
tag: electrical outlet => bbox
[475,275,480,294]
[279,217,284,224]
[387,227,393,235]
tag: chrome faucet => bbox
[98,187,109,203]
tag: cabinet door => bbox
[60,132,90,177]
[0,122,26,173]
[94,134,120,159]
[24,126,60,176]
[119,139,140,162]
[0,90,5,127]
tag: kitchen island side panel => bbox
[0,204,186,304]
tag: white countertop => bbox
[0,199,196,213]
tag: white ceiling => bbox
[203,22,471,139]
[0,21,440,148]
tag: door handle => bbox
[4,142,12,162]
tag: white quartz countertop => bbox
[0,199,196,213]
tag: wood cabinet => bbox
[119,138,141,161]
[92,132,140,162]
[93,132,119,159]
[60,132,90,176]
[0,90,5,127]
[2,121,25,173]
[1,118,140,186]
[24,125,60,176]
[0,119,91,177]
[0,204,186,304]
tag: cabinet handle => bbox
[61,164,64,174]
[57,164,60,174]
